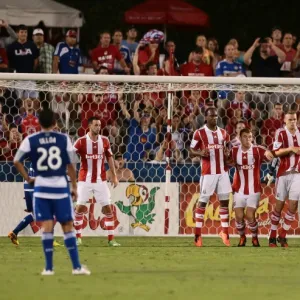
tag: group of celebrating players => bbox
[191,107,300,248]
[5,103,300,275]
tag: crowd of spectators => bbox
[1,22,300,167]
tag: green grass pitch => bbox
[1,237,300,300]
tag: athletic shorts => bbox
[77,181,111,206]
[275,173,300,201]
[233,192,260,209]
[33,195,74,223]
[199,172,232,203]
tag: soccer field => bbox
[1,237,300,300]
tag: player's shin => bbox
[74,210,84,239]
[63,230,81,270]
[41,232,54,271]
[219,204,229,235]
[12,214,34,235]
[104,212,115,242]
[279,210,296,238]
[269,210,281,238]
[195,206,206,237]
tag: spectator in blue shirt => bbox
[112,29,132,74]
[53,30,82,74]
[7,24,39,73]
[124,103,157,162]
[122,26,138,60]
[216,44,244,77]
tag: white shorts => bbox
[233,192,260,209]
[77,181,111,206]
[199,172,232,203]
[275,173,300,201]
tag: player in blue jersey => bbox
[14,108,90,275]
[8,165,61,247]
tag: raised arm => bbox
[244,38,260,66]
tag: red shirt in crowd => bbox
[79,93,118,137]
[0,48,8,65]
[0,140,20,161]
[21,114,40,137]
[226,100,252,120]
[91,45,122,73]
[261,117,284,148]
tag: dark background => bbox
[56,0,299,60]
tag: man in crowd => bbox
[122,25,138,60]
[280,32,297,77]
[107,153,135,182]
[33,28,54,74]
[53,30,82,74]
[244,37,286,77]
[112,29,132,74]
[91,31,130,74]
[7,24,39,73]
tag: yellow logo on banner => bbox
[184,193,269,228]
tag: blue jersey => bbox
[15,131,74,200]
[54,42,82,74]
[215,59,244,76]
[24,165,35,192]
[114,45,131,74]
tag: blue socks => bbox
[13,214,34,235]
[64,231,81,270]
[42,232,54,271]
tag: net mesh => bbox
[1,77,300,236]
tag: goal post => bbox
[1,73,300,237]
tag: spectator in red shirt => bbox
[261,102,284,148]
[181,47,214,102]
[20,98,40,137]
[0,102,8,139]
[280,32,297,76]
[0,124,22,161]
[271,26,282,48]
[163,41,180,75]
[225,108,248,136]
[226,91,252,120]
[78,66,120,137]
[91,31,130,74]
[0,46,8,69]
[188,35,213,65]
[181,47,214,77]
[134,41,160,75]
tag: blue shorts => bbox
[24,191,33,212]
[33,196,74,223]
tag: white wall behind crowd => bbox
[0,0,83,28]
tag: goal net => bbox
[1,74,300,237]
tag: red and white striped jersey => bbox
[231,145,266,194]
[273,127,300,177]
[74,134,113,183]
[190,125,230,175]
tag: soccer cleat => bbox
[277,236,288,248]
[8,232,19,246]
[108,240,121,247]
[219,231,230,246]
[76,238,82,246]
[238,235,247,247]
[72,265,91,275]
[53,240,61,247]
[41,269,55,276]
[252,237,260,247]
[269,237,278,247]
[194,235,203,247]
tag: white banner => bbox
[0,182,179,237]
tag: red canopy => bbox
[125,0,209,27]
